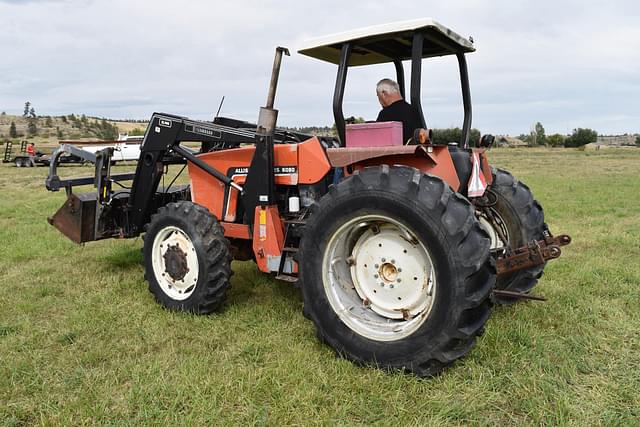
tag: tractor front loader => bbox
[45,19,570,377]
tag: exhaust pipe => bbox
[257,46,290,136]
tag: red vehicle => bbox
[46,19,570,376]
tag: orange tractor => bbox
[46,19,570,376]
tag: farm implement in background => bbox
[45,18,571,377]
[3,140,51,167]
[2,135,144,168]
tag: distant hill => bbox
[0,113,147,150]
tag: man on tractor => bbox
[375,78,422,144]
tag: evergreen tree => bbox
[546,134,566,147]
[9,121,17,138]
[534,122,546,145]
[56,126,63,139]
[27,119,37,136]
[29,107,36,118]
[96,118,118,140]
[23,101,31,117]
[565,128,598,147]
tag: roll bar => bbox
[331,37,473,147]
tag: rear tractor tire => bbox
[475,169,546,304]
[299,166,495,377]
[143,201,231,314]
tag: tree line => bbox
[516,122,601,147]
[3,105,637,147]
[4,102,119,140]
[292,117,608,148]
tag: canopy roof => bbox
[298,18,475,66]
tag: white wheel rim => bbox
[151,226,199,301]
[322,215,437,342]
[476,208,508,251]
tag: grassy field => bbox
[0,148,639,425]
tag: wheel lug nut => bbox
[380,282,385,287]
[373,274,379,279]
[397,268,402,272]
[397,278,401,283]
[381,258,386,262]
[391,259,395,264]
[374,264,379,268]
[389,284,395,289]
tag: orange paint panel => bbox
[274,143,299,185]
[221,222,251,239]
[252,205,285,273]
[189,142,312,221]
[188,146,255,219]
[298,137,332,184]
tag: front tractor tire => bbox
[143,201,231,314]
[476,169,546,303]
[299,166,495,377]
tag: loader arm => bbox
[45,112,275,243]
[127,112,293,235]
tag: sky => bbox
[1,0,638,136]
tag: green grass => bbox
[1,148,639,425]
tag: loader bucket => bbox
[48,187,186,244]
[48,193,100,244]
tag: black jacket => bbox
[376,100,423,144]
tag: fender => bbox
[326,145,461,191]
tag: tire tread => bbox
[299,165,495,377]
[143,201,231,314]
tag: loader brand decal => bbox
[233,167,250,174]
[230,166,298,175]
[221,166,299,222]
[276,166,296,174]
[158,119,172,128]
[185,124,222,139]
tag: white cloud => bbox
[0,0,639,134]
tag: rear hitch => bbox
[496,230,571,275]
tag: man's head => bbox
[376,78,403,108]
